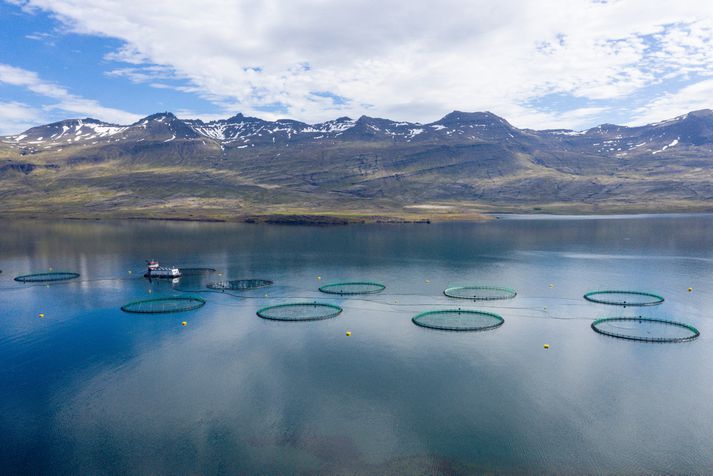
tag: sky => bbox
[1,0,713,135]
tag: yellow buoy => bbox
[688,287,693,292]
[181,321,187,326]
[317,276,322,280]
[544,344,550,349]
[549,284,554,288]
[38,313,45,318]
[425,279,430,283]
[346,331,351,336]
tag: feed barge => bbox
[144,260,181,279]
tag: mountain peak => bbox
[437,110,509,126]
[131,112,180,126]
[145,112,177,121]
[684,109,713,120]
[226,112,265,123]
[225,113,245,122]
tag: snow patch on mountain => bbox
[652,137,680,155]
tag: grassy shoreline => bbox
[2,204,713,224]
[0,212,485,224]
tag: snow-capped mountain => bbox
[2,108,713,219]
[5,109,712,159]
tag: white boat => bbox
[144,260,181,278]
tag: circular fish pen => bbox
[121,296,206,314]
[444,285,517,301]
[584,290,664,307]
[591,317,699,343]
[178,267,216,276]
[319,281,385,295]
[207,279,273,291]
[257,302,342,321]
[14,272,80,283]
[412,309,504,332]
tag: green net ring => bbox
[207,279,273,291]
[319,281,386,295]
[121,296,206,314]
[444,285,517,301]
[591,317,699,343]
[412,309,504,332]
[14,272,80,283]
[257,302,342,321]
[584,290,664,306]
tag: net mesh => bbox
[444,286,517,300]
[14,272,80,283]
[584,290,664,306]
[257,302,342,321]
[319,281,385,295]
[591,317,699,342]
[121,296,206,314]
[178,267,216,276]
[412,309,504,331]
[207,279,273,291]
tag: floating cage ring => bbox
[443,285,517,301]
[583,290,664,306]
[14,272,80,283]
[121,296,206,314]
[178,267,217,276]
[207,279,274,291]
[257,302,343,321]
[319,281,386,295]
[591,317,699,343]
[412,309,505,332]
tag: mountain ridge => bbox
[2,108,713,222]
[5,108,712,150]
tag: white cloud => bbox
[514,106,613,131]
[0,101,44,135]
[628,79,713,125]
[0,63,141,128]
[8,0,713,128]
[24,31,56,46]
[105,65,180,84]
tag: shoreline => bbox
[2,208,713,224]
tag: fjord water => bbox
[2,216,713,474]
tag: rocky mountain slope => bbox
[2,109,713,221]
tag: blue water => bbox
[1,216,713,474]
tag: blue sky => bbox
[1,0,713,134]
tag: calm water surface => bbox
[1,216,713,474]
